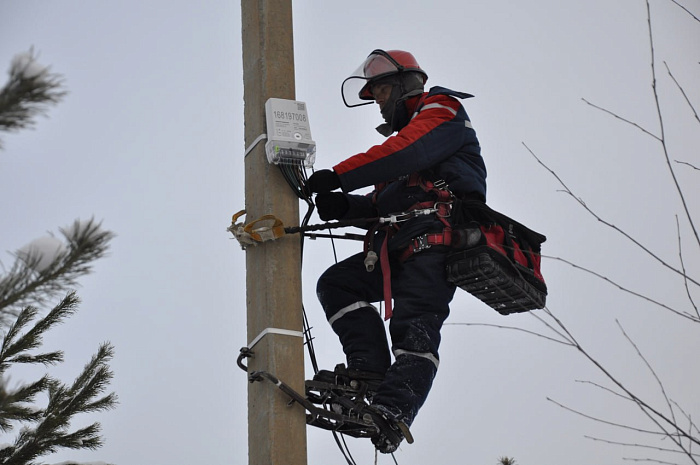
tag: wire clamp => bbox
[228,210,287,249]
[237,328,304,375]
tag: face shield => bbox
[341,50,407,108]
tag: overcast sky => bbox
[1,1,699,465]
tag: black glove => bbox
[308,169,341,193]
[316,192,349,221]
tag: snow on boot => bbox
[361,404,413,454]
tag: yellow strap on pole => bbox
[228,210,287,249]
[232,209,247,224]
[244,214,286,242]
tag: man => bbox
[307,49,487,453]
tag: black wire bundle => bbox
[277,162,399,464]
[276,161,319,374]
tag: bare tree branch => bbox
[542,255,699,322]
[444,320,573,346]
[586,435,700,457]
[615,320,678,431]
[524,142,700,289]
[548,397,669,437]
[581,98,661,140]
[622,459,684,465]
[668,0,700,23]
[675,160,700,170]
[664,62,700,126]
[670,399,700,438]
[676,216,699,317]
[646,0,700,251]
[542,304,700,454]
[576,379,636,403]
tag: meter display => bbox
[264,98,316,167]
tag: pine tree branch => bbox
[59,343,116,417]
[1,340,116,464]
[0,49,67,150]
[0,375,49,432]
[0,294,78,373]
[0,307,38,357]
[0,295,116,464]
[7,352,63,366]
[0,50,115,465]
[0,219,114,320]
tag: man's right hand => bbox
[308,169,340,193]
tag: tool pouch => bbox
[446,199,547,315]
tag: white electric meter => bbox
[264,98,316,167]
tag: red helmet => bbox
[342,49,428,108]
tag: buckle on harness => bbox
[412,234,432,253]
[379,208,437,225]
[434,201,452,218]
[432,179,448,190]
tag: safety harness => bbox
[364,172,455,320]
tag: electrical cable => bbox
[332,431,357,465]
[276,162,321,375]
[277,161,401,464]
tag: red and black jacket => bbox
[334,86,487,248]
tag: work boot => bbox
[313,364,385,392]
[361,404,413,454]
[347,367,385,392]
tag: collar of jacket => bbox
[409,86,476,121]
[425,86,475,100]
[375,87,475,136]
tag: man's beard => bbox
[380,85,408,131]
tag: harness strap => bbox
[363,221,395,321]
[408,200,452,229]
[399,229,453,262]
[379,232,393,320]
[365,172,455,320]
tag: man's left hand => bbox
[316,192,349,221]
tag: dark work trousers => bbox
[316,246,456,425]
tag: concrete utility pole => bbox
[241,1,307,465]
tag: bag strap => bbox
[453,199,547,251]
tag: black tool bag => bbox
[446,199,547,315]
